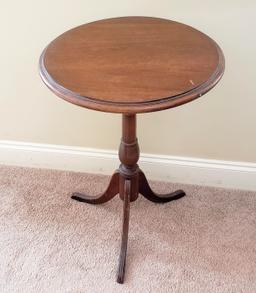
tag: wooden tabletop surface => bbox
[40,17,224,113]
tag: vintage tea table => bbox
[39,16,224,283]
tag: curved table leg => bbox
[139,170,186,203]
[116,179,131,284]
[71,171,119,204]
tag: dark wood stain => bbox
[39,16,225,283]
[71,114,186,283]
[39,16,224,114]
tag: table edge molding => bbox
[39,44,225,114]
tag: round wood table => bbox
[39,16,224,283]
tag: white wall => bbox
[1,1,255,163]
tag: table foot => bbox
[139,170,186,203]
[71,171,119,204]
[70,115,186,283]
[116,179,131,284]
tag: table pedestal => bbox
[71,114,186,283]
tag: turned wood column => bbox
[118,114,140,201]
[40,16,224,284]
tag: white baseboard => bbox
[0,140,255,191]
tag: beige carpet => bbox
[0,165,255,293]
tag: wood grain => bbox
[117,179,131,284]
[39,16,224,114]
[41,17,225,283]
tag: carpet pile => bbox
[0,165,255,292]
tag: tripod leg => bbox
[116,179,131,283]
[71,171,119,204]
[139,170,186,203]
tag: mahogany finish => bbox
[40,17,224,114]
[39,16,225,284]
[71,114,186,283]
[71,170,119,204]
[117,179,131,284]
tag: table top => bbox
[39,17,224,114]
